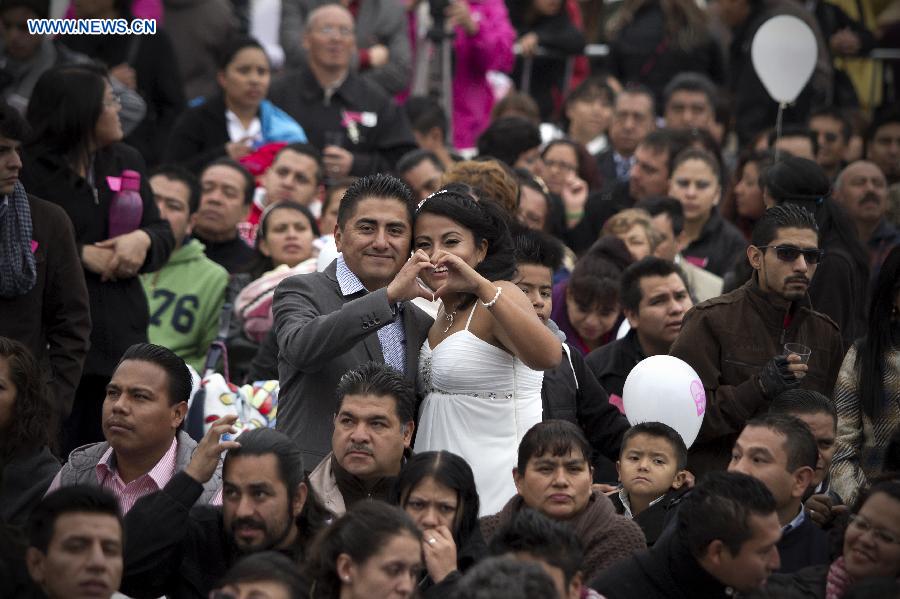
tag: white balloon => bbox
[622,355,706,448]
[751,15,817,103]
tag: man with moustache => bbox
[308,362,414,518]
[670,204,845,476]
[833,161,900,272]
[120,425,321,599]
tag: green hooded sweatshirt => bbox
[141,239,229,372]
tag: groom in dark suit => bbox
[273,174,434,467]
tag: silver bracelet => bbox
[481,286,502,309]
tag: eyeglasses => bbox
[103,93,122,109]
[314,25,354,37]
[756,245,824,265]
[848,513,900,545]
[542,159,577,173]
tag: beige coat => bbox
[308,452,346,518]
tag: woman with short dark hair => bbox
[480,420,646,578]
[764,480,900,598]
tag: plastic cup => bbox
[784,342,812,364]
[324,130,344,148]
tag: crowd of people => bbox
[2,0,900,597]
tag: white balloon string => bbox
[774,102,786,162]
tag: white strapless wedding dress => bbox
[414,303,543,516]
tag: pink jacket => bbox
[452,0,514,149]
[65,0,163,22]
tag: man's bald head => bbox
[304,4,355,74]
[306,4,354,32]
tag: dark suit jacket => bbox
[0,195,90,419]
[272,261,433,467]
[164,93,230,174]
[594,148,620,192]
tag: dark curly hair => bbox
[0,337,53,458]
[414,184,516,308]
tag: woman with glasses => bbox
[763,479,900,597]
[831,246,900,505]
[60,0,184,166]
[763,156,871,348]
[667,147,746,277]
[534,139,600,198]
[166,36,307,174]
[21,64,174,453]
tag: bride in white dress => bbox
[387,186,561,515]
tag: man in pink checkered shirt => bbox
[47,343,221,512]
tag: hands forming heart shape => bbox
[387,249,483,304]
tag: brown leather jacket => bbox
[670,277,844,476]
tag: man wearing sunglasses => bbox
[809,108,852,182]
[670,204,845,477]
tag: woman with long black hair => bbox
[832,245,900,505]
[0,337,59,527]
[21,64,174,452]
[400,185,561,515]
[391,451,486,597]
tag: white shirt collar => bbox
[618,487,666,519]
[225,109,262,146]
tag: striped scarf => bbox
[0,181,37,297]
[825,556,851,599]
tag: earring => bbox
[343,576,351,583]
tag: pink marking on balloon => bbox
[690,380,706,416]
[609,394,626,414]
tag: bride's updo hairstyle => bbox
[415,183,516,284]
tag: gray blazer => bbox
[55,429,221,506]
[273,261,433,468]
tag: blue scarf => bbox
[0,181,37,297]
[258,99,308,146]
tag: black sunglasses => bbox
[757,245,825,264]
[811,129,840,143]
